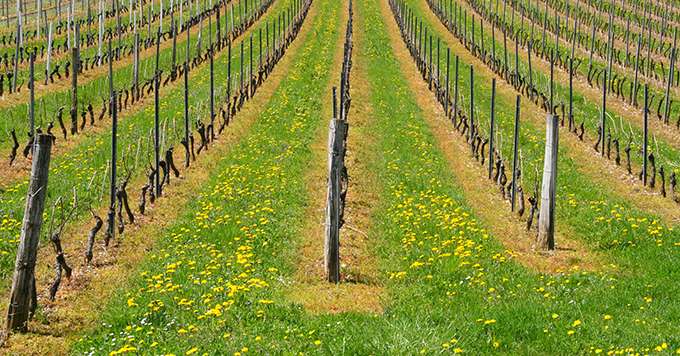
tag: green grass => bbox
[69,0,680,354]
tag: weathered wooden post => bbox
[249,34,253,96]
[488,78,496,179]
[491,11,496,63]
[12,15,19,91]
[5,134,52,332]
[480,18,484,57]
[428,35,432,88]
[184,25,190,168]
[569,57,573,131]
[445,47,450,115]
[645,20,652,78]
[514,35,519,87]
[469,64,475,145]
[97,5,103,66]
[453,55,459,122]
[240,41,244,96]
[511,95,520,211]
[470,15,474,55]
[624,16,630,67]
[29,54,35,137]
[528,40,533,91]
[436,37,440,89]
[549,53,554,111]
[664,28,677,125]
[171,19,177,71]
[503,24,508,74]
[537,113,558,251]
[606,10,614,89]
[643,85,648,185]
[209,18,215,139]
[570,14,577,60]
[154,29,161,197]
[106,36,116,246]
[45,22,52,85]
[588,18,595,72]
[554,15,559,59]
[601,70,607,155]
[541,2,547,54]
[227,38,232,118]
[70,24,79,135]
[325,87,347,284]
[631,33,641,105]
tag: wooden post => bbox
[571,13,577,60]
[471,15,475,55]
[5,134,52,332]
[537,114,558,251]
[588,18,595,72]
[184,20,190,167]
[107,36,116,245]
[240,41,244,94]
[97,6,102,65]
[325,88,348,284]
[115,0,121,57]
[436,38,440,89]
[664,28,677,125]
[445,48,450,115]
[549,53,554,111]
[172,20,177,70]
[453,55,459,121]
[554,15,559,59]
[491,11,496,63]
[480,18,484,57]
[645,20,652,78]
[643,85,648,185]
[249,34,253,96]
[503,24,508,73]
[209,20,215,137]
[528,40,533,90]
[631,33,641,105]
[601,70,607,155]
[488,78,496,179]
[227,38,231,117]
[541,2,547,54]
[70,24,79,135]
[45,22,52,85]
[12,11,19,91]
[569,57,573,131]
[29,54,34,137]
[624,16,630,67]
[511,95,520,211]
[514,35,519,86]
[154,29,161,197]
[469,65,475,145]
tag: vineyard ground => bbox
[0,0,679,354]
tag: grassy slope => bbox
[68,0,680,354]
